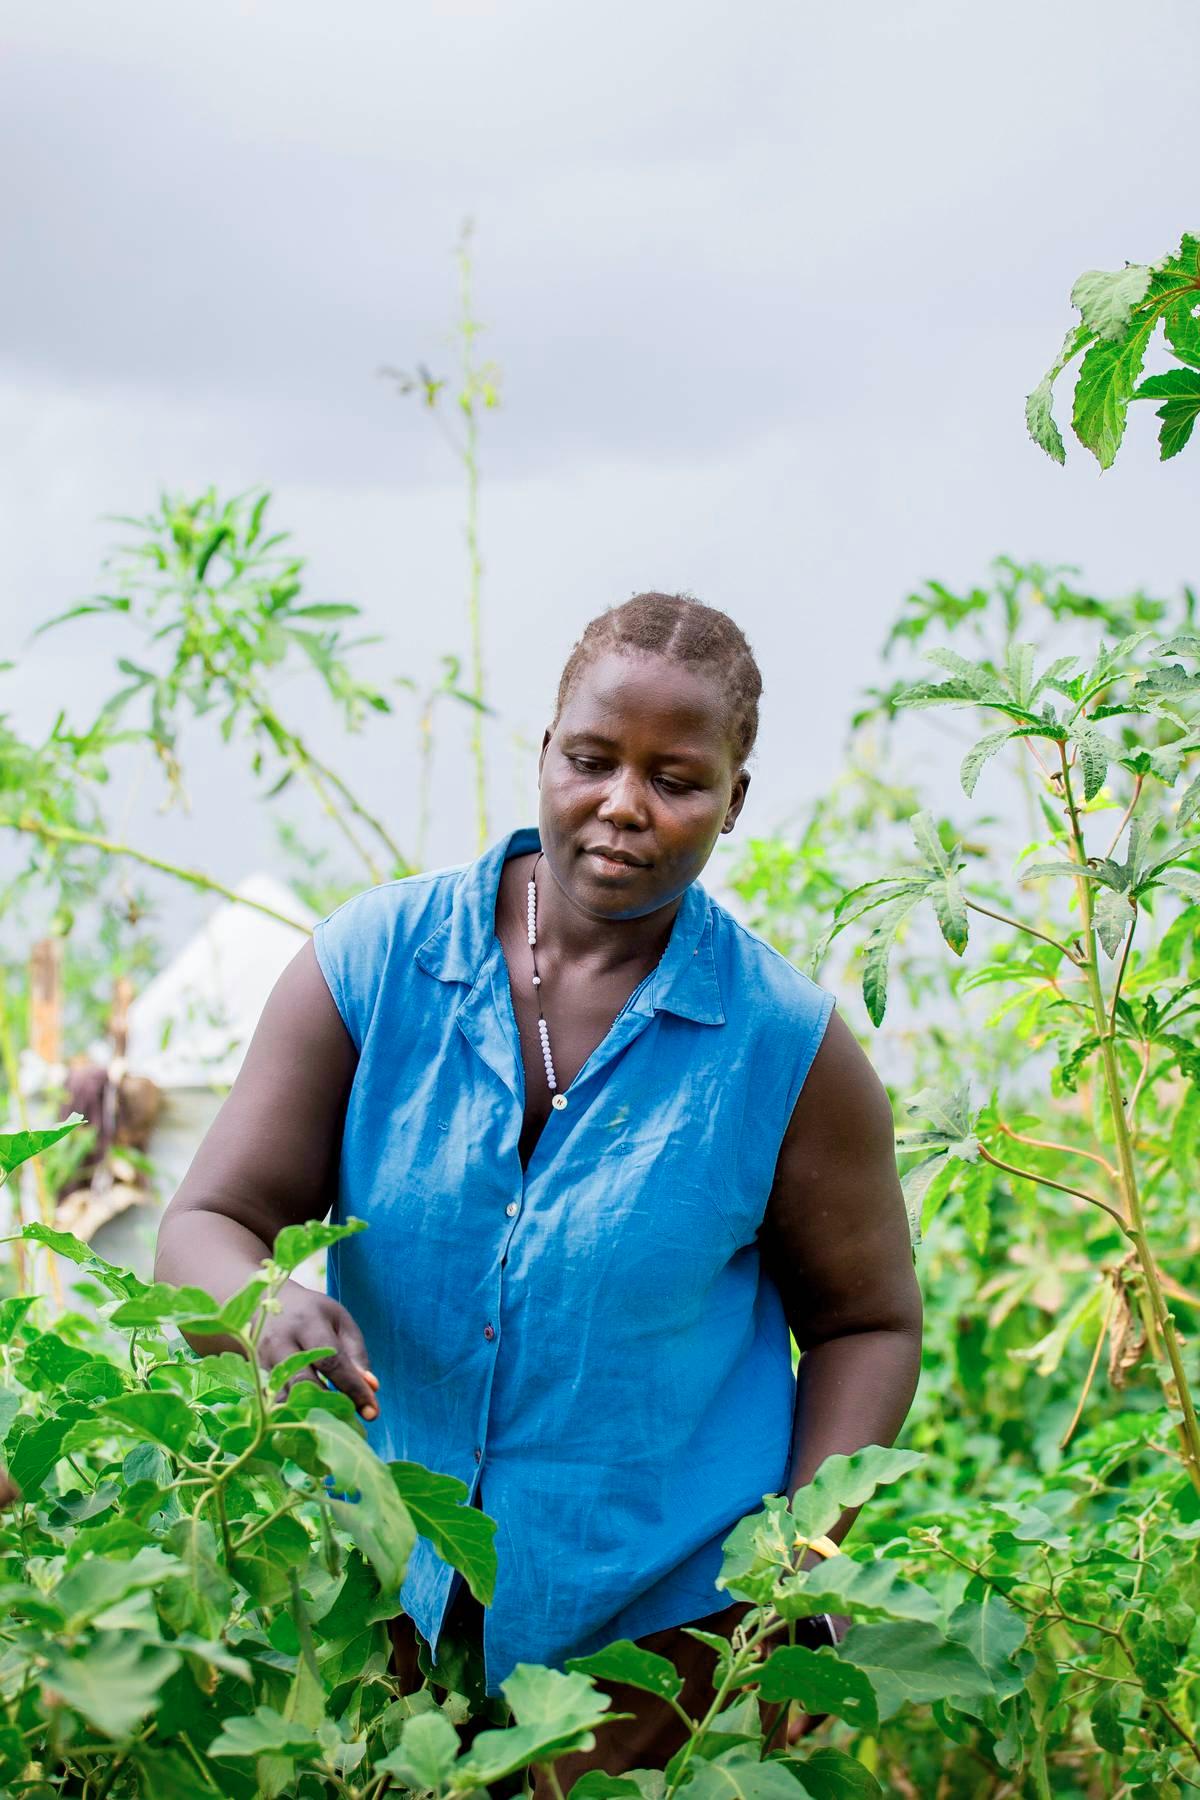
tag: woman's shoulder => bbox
[311,863,465,1050]
[705,893,835,1024]
[316,861,465,944]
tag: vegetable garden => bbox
[0,236,1198,1798]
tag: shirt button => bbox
[473,1446,482,1463]
[551,1094,568,1111]
[483,1323,495,1341]
[505,1202,518,1217]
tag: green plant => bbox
[382,217,501,853]
[1027,230,1200,466]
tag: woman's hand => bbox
[261,1280,380,1420]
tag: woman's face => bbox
[537,648,750,920]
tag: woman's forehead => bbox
[561,648,727,729]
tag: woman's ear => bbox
[721,771,750,834]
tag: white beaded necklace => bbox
[526,852,558,1092]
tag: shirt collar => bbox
[414,824,724,1026]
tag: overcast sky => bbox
[2,0,1198,956]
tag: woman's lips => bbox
[584,848,649,876]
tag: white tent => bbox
[18,872,321,1285]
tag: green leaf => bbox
[776,1555,940,1627]
[1070,264,1153,341]
[946,1594,1027,1701]
[679,1757,812,1800]
[1093,886,1133,958]
[790,1447,926,1541]
[288,603,361,621]
[909,809,954,874]
[1072,313,1157,469]
[835,1621,993,1721]
[929,875,968,956]
[271,1218,367,1273]
[862,891,926,1027]
[107,1282,221,1329]
[566,1641,683,1702]
[790,1748,883,1800]
[1025,375,1065,464]
[1164,300,1200,369]
[208,1705,323,1759]
[564,1777,643,1800]
[1091,1685,1125,1754]
[7,1412,80,1495]
[960,729,1016,798]
[391,1461,498,1605]
[309,1412,416,1592]
[1069,723,1111,801]
[735,1645,877,1730]
[53,1547,179,1632]
[1133,367,1200,460]
[1158,866,1200,903]
[1179,771,1200,829]
[375,1709,461,1789]
[100,1391,199,1455]
[456,1664,617,1785]
[42,1631,181,1739]
[0,1108,85,1180]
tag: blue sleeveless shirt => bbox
[313,825,835,1695]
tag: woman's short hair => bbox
[553,591,762,767]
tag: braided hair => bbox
[552,592,763,770]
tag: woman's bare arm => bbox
[760,1008,923,1538]
[154,936,378,1416]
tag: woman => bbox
[155,592,922,1781]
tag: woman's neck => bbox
[501,850,681,979]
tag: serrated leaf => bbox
[861,891,925,1027]
[1072,314,1157,469]
[1133,367,1200,460]
[909,809,954,874]
[929,874,968,955]
[1069,724,1111,801]
[1158,867,1200,903]
[1026,375,1065,463]
[1093,886,1133,958]
[1178,772,1200,829]
[961,728,1015,797]
[1070,265,1153,340]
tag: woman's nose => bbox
[595,769,648,827]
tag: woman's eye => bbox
[568,756,606,773]
[656,778,692,795]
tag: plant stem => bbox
[995,1121,1117,1179]
[977,1146,1131,1237]
[0,815,313,934]
[964,898,1080,963]
[0,968,62,1306]
[456,222,489,852]
[1058,745,1200,1494]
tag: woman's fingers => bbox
[317,1305,379,1418]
